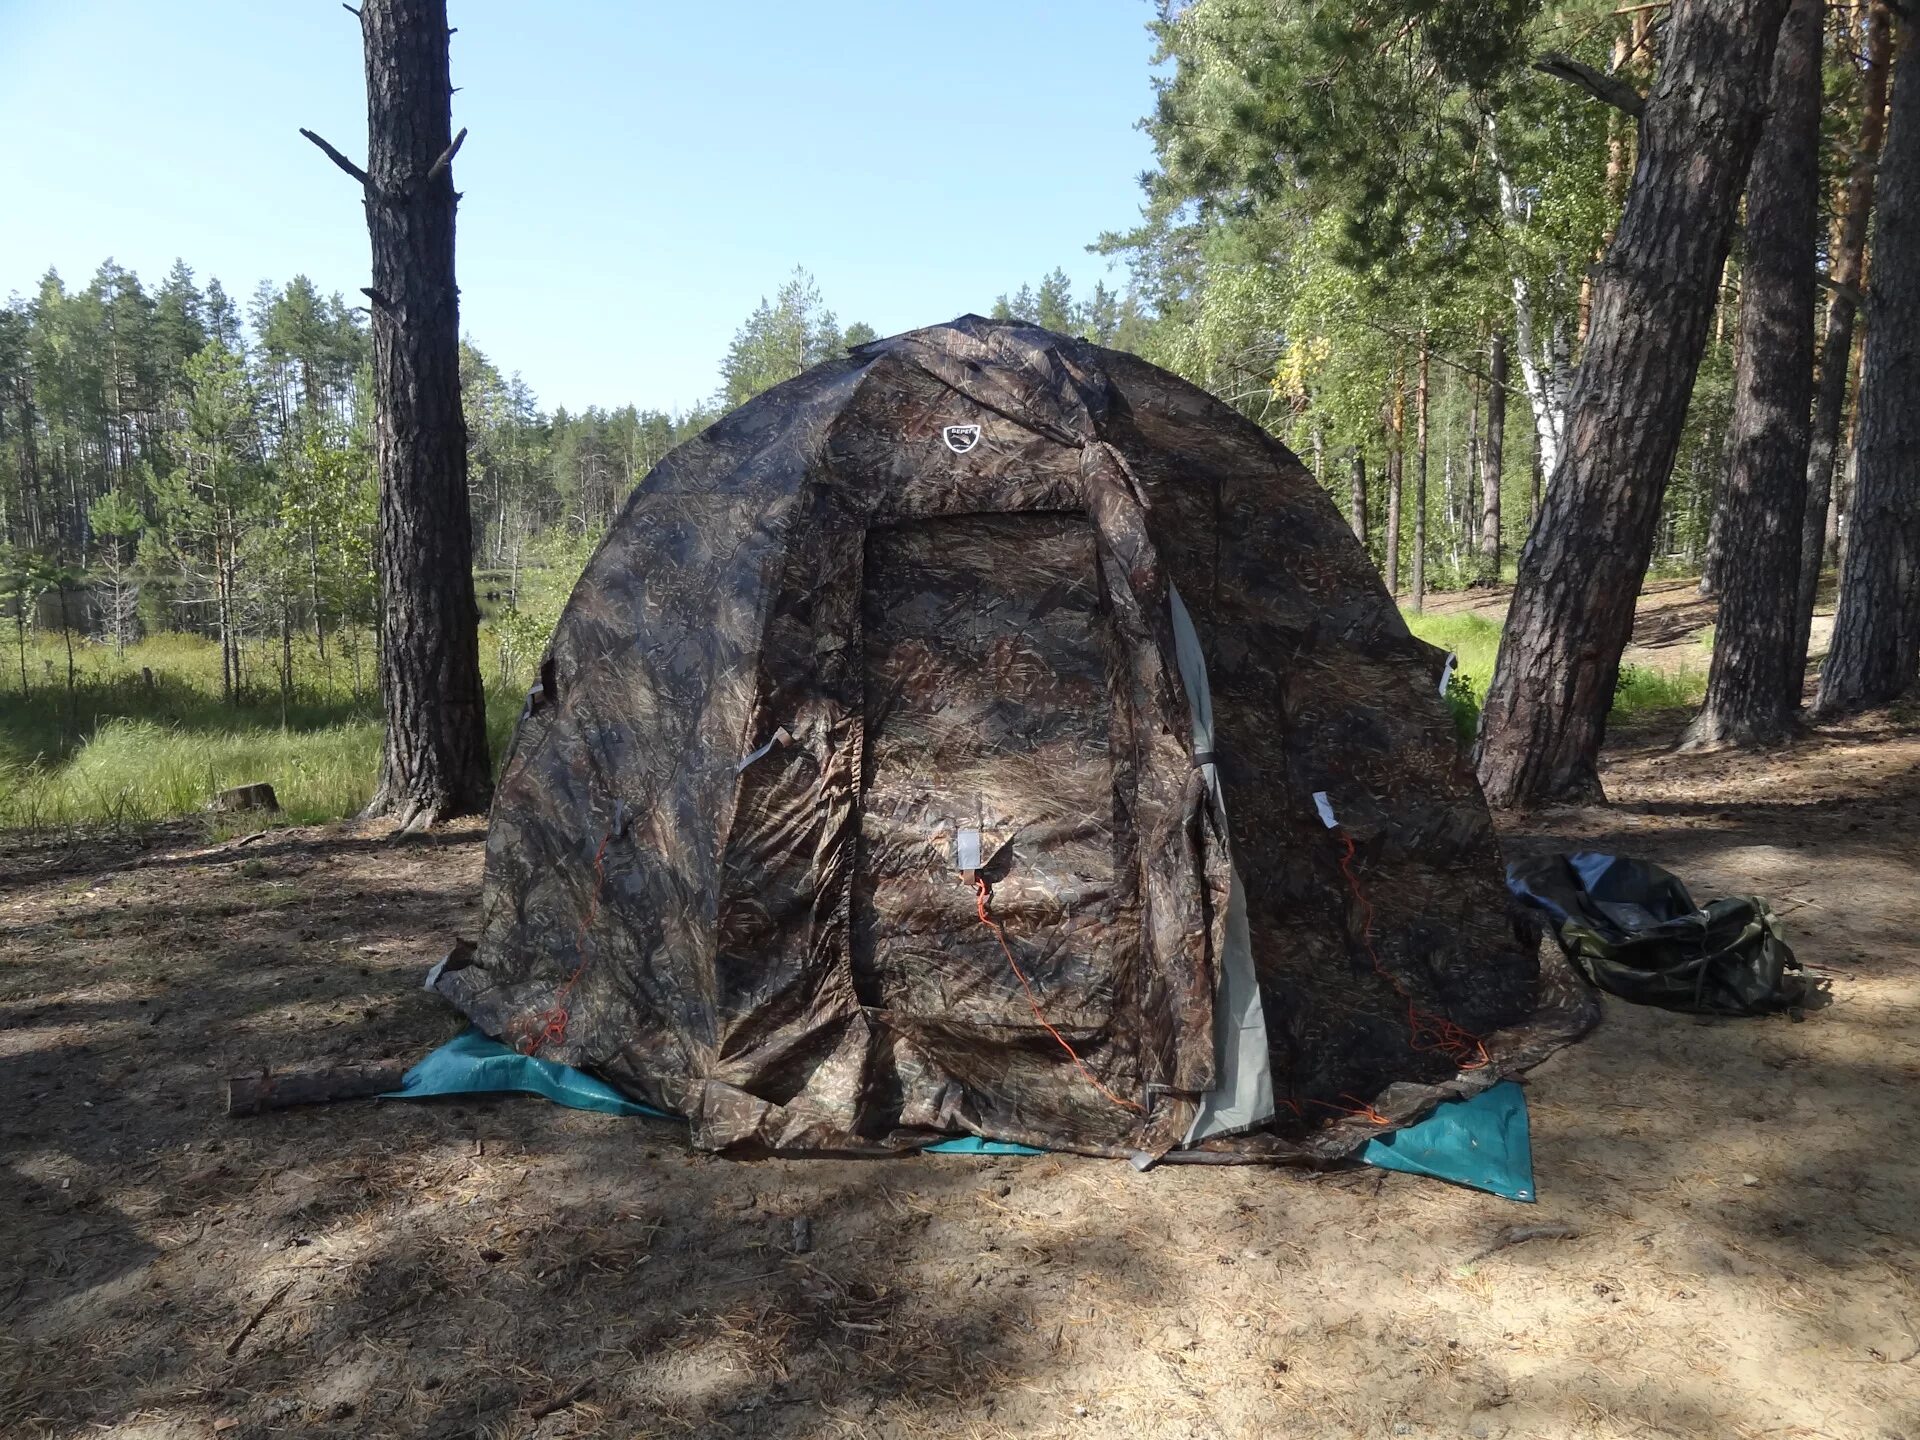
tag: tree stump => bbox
[214,783,280,812]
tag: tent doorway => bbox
[853,512,1132,1045]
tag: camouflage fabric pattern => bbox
[436,317,1594,1161]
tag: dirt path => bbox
[4,708,1919,1437]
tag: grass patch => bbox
[1611,662,1707,719]
[1,630,527,834]
[5,596,1716,834]
[1402,612,1503,745]
[0,715,383,830]
[1403,609,1708,745]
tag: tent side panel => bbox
[440,369,864,1118]
[1100,350,1555,1146]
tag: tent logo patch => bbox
[942,424,982,455]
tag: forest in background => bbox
[0,0,1906,824]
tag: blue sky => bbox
[0,1,1163,414]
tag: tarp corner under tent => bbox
[386,1029,1538,1202]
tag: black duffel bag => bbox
[1506,853,1808,1016]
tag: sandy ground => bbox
[4,611,1919,1439]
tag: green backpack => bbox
[1506,853,1809,1016]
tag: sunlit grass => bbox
[0,716,386,829]
[1,629,524,834]
[1403,609,1707,745]
[1610,662,1708,718]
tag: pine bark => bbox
[1480,332,1507,585]
[1474,0,1793,807]
[1411,340,1429,612]
[1464,380,1480,572]
[1384,371,1404,593]
[1685,0,1823,748]
[1349,451,1368,549]
[1699,469,1726,597]
[1794,1,1893,687]
[340,0,492,828]
[1817,17,1920,714]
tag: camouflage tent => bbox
[435,316,1594,1162]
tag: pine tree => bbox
[718,268,846,408]
[303,0,492,828]
[1684,0,1823,748]
[1795,2,1895,687]
[1474,0,1794,805]
[86,486,144,653]
[1035,268,1075,333]
[1817,16,1920,714]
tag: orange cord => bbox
[1334,832,1490,1073]
[971,875,1144,1116]
[518,827,614,1055]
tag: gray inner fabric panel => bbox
[1168,584,1275,1142]
[1169,583,1215,753]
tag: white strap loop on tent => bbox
[954,827,983,873]
[735,725,793,773]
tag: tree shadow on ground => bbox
[4,770,1920,1438]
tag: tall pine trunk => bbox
[280,599,294,728]
[1480,332,1507,585]
[1685,0,1822,748]
[1474,0,1793,807]
[309,0,492,828]
[1384,369,1404,593]
[1411,340,1429,612]
[1349,452,1368,550]
[1465,375,1481,572]
[1794,1,1893,686]
[1817,17,1920,714]
[216,535,235,706]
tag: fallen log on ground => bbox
[226,1062,407,1116]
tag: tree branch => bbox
[1817,273,1866,308]
[1346,314,1531,400]
[427,126,467,184]
[299,128,369,187]
[341,3,361,15]
[361,287,396,315]
[1533,52,1647,117]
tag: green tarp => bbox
[1359,1080,1533,1201]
